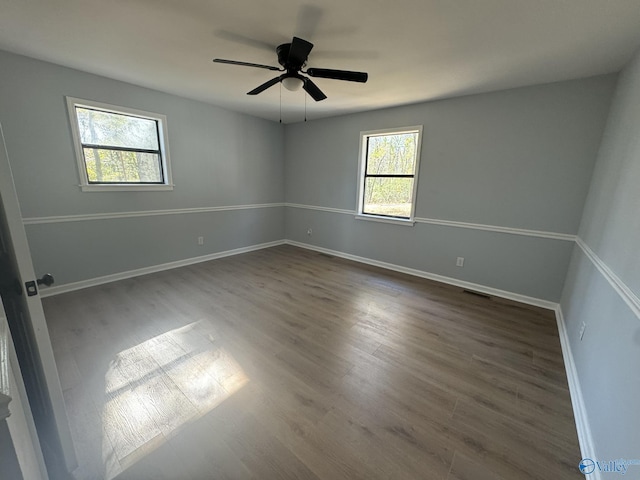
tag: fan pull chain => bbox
[279,83,282,124]
[304,90,307,122]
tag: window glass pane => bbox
[76,107,159,150]
[363,177,414,218]
[83,148,163,183]
[366,133,418,175]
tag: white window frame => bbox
[66,97,173,192]
[356,125,423,226]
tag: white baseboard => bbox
[39,240,285,298]
[555,305,598,478]
[43,237,559,310]
[285,240,558,310]
[42,238,556,310]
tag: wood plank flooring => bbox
[42,245,583,480]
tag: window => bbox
[66,97,172,191]
[356,126,422,224]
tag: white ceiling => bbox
[1,0,640,123]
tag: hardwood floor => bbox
[42,245,583,480]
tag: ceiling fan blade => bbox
[295,5,323,41]
[213,59,281,71]
[307,68,368,83]
[247,75,284,95]
[288,37,314,66]
[213,30,274,53]
[303,77,327,101]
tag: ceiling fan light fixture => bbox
[282,76,304,91]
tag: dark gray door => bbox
[0,195,70,479]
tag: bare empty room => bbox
[1,1,640,479]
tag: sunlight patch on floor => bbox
[100,321,248,479]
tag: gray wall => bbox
[561,47,640,461]
[0,48,620,305]
[285,76,616,301]
[0,50,285,285]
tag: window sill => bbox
[355,214,415,226]
[80,184,174,192]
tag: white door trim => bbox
[0,123,76,473]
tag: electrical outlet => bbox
[456,257,464,267]
[307,227,313,236]
[579,321,587,340]
[197,236,204,245]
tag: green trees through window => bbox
[67,97,172,191]
[360,128,421,220]
[76,107,163,183]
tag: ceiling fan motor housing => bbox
[277,42,308,86]
[276,43,295,69]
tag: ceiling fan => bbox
[213,36,368,101]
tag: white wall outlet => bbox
[579,321,587,340]
[307,227,313,236]
[456,257,464,267]
[197,236,204,245]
